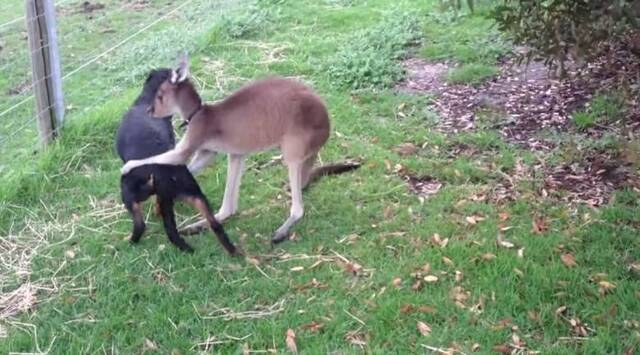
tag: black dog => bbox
[116,69,237,255]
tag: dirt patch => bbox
[124,0,151,11]
[544,154,639,206]
[396,58,449,93]
[401,41,640,150]
[80,1,105,14]
[402,174,442,198]
[400,37,640,206]
[6,81,30,96]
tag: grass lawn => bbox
[1,0,639,353]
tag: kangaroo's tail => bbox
[306,160,361,188]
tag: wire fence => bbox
[0,0,245,171]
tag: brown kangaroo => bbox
[121,54,359,243]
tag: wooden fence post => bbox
[25,0,64,146]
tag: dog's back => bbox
[116,68,175,162]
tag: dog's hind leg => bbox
[180,154,245,235]
[125,201,146,243]
[183,195,239,256]
[158,197,194,253]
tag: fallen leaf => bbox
[532,216,548,234]
[343,262,362,275]
[481,253,496,261]
[431,233,449,248]
[466,215,485,225]
[442,256,454,266]
[471,343,481,352]
[418,305,436,313]
[411,280,423,291]
[450,286,470,308]
[496,234,515,249]
[561,253,577,267]
[383,205,394,220]
[455,270,463,282]
[393,142,418,156]
[345,330,367,346]
[65,250,76,259]
[301,321,323,333]
[421,263,432,273]
[417,321,431,336]
[569,318,589,336]
[498,212,510,221]
[517,248,525,258]
[392,277,402,288]
[423,275,439,283]
[492,344,511,354]
[285,329,297,353]
[143,338,157,351]
[400,304,414,314]
[246,256,261,266]
[290,266,305,272]
[598,280,616,295]
[555,305,568,316]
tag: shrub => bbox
[491,1,640,76]
[212,1,281,41]
[327,11,422,90]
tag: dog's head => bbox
[143,68,172,96]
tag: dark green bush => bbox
[492,1,639,76]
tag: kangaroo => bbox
[121,54,359,243]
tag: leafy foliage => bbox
[492,1,640,76]
[212,1,281,40]
[327,11,421,89]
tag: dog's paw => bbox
[181,245,195,253]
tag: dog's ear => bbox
[170,52,189,84]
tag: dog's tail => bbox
[306,160,361,187]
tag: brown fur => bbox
[122,55,359,243]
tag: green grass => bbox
[1,0,639,353]
[420,9,510,64]
[572,92,627,130]
[446,63,499,84]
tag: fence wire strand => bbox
[1,0,244,153]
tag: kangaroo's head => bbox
[148,53,200,120]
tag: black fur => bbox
[115,69,237,255]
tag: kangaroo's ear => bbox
[171,51,189,84]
